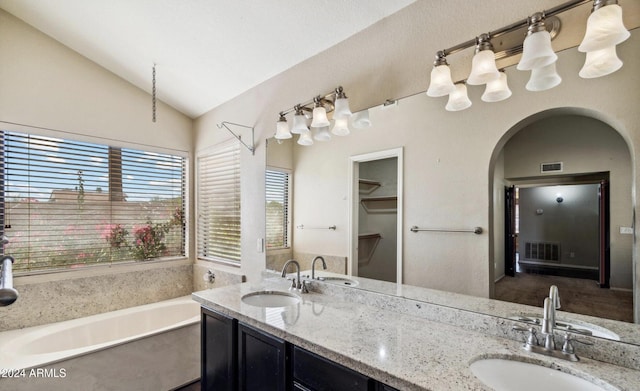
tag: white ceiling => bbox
[0,0,416,118]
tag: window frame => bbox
[265,166,291,251]
[0,124,189,275]
[196,139,242,265]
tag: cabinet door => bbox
[201,307,237,391]
[375,383,400,391]
[238,323,288,391]
[293,346,373,391]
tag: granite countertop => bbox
[192,277,640,391]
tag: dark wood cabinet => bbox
[201,306,401,391]
[201,307,237,391]
[293,346,372,391]
[238,322,288,391]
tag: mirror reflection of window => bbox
[265,168,291,250]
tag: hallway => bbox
[495,272,633,323]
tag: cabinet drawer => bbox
[293,346,372,391]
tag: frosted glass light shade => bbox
[351,110,371,129]
[291,113,308,134]
[579,4,630,53]
[274,117,291,139]
[445,83,472,111]
[333,97,352,119]
[331,117,350,136]
[311,106,330,128]
[467,50,500,85]
[579,45,623,78]
[517,30,558,71]
[481,72,512,102]
[297,130,314,146]
[526,62,562,91]
[313,125,332,141]
[427,65,456,97]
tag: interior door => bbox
[504,185,516,277]
[598,180,610,288]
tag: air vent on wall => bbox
[541,162,563,173]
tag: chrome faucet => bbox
[311,256,327,280]
[0,255,18,307]
[548,285,561,327]
[281,259,305,292]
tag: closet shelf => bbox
[360,196,397,213]
[359,179,381,194]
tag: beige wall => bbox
[195,1,639,317]
[0,9,194,328]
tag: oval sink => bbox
[319,277,359,287]
[241,291,301,308]
[470,358,609,391]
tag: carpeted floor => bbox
[495,272,633,323]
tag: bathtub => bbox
[0,296,201,391]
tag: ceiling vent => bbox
[540,162,563,173]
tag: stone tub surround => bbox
[192,261,245,292]
[2,260,193,330]
[192,278,640,391]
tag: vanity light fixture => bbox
[275,86,363,146]
[467,34,500,85]
[445,82,472,112]
[425,0,631,111]
[481,70,512,102]
[517,13,558,71]
[578,0,630,78]
[426,51,456,97]
[310,97,331,128]
[274,113,292,140]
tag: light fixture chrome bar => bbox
[440,0,590,57]
[279,87,343,117]
[410,226,483,234]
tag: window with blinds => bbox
[265,168,290,250]
[1,130,186,273]
[197,142,241,263]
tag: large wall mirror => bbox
[264,25,640,345]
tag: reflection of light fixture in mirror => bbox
[579,0,630,53]
[427,51,456,97]
[517,12,558,71]
[291,106,309,134]
[332,117,350,136]
[445,83,472,112]
[297,129,314,146]
[481,71,512,103]
[525,62,562,92]
[351,110,371,129]
[467,34,500,85]
[310,98,330,128]
[579,45,623,78]
[274,113,291,139]
[333,87,352,119]
[313,124,332,141]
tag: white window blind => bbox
[1,130,186,273]
[197,142,241,263]
[265,168,290,249]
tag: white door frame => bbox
[347,147,403,284]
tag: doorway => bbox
[348,148,403,284]
[491,112,633,322]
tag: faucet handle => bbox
[513,326,538,347]
[301,280,309,294]
[562,331,593,355]
[289,278,297,290]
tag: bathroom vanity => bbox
[193,277,640,390]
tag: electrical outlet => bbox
[620,227,633,235]
[257,238,264,252]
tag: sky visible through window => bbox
[4,133,183,202]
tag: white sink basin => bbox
[241,291,301,307]
[319,277,359,287]
[470,358,609,391]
